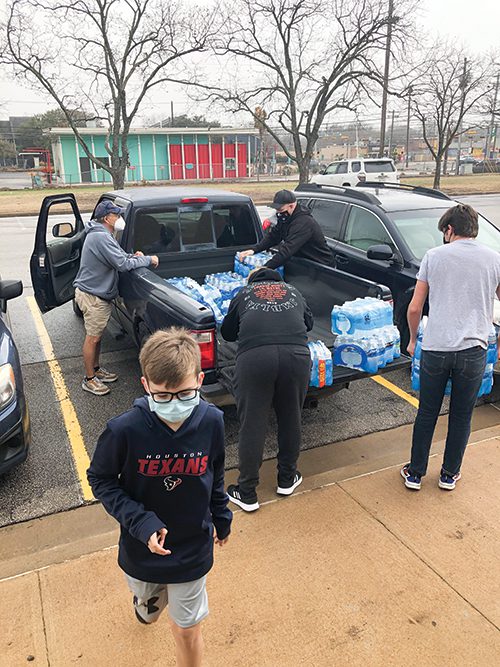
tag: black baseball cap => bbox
[94,200,125,218]
[269,189,296,210]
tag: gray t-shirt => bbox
[417,239,500,351]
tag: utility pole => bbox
[484,72,499,159]
[355,116,360,157]
[170,101,174,126]
[455,57,468,176]
[378,0,394,157]
[388,109,395,157]
[405,86,412,168]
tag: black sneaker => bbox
[277,472,303,496]
[227,484,259,512]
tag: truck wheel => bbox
[72,298,83,318]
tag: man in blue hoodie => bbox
[87,327,232,666]
[73,200,159,396]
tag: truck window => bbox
[365,160,395,173]
[212,205,257,247]
[336,162,348,174]
[310,199,346,240]
[324,162,339,174]
[134,209,181,253]
[180,209,215,247]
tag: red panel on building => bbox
[224,142,236,178]
[211,143,223,178]
[169,144,183,180]
[237,143,248,177]
[183,143,197,179]
[198,144,210,178]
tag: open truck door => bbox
[30,193,86,312]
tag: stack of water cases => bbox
[412,320,497,396]
[234,252,284,278]
[331,297,400,373]
[308,341,333,388]
[166,273,247,324]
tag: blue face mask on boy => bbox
[147,393,200,423]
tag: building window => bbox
[225,157,236,171]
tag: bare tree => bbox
[410,44,490,189]
[198,0,416,183]
[1,0,218,188]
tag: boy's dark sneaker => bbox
[438,471,461,490]
[226,485,259,512]
[277,472,303,496]
[400,464,421,490]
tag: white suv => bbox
[311,158,399,188]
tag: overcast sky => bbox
[0,0,499,123]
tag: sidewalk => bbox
[1,419,499,666]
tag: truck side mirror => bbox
[52,222,75,238]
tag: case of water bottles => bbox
[331,297,400,373]
[308,341,333,388]
[411,318,497,397]
[166,271,248,324]
[234,251,284,278]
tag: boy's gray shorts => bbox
[125,574,208,628]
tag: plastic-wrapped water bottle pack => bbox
[166,272,248,324]
[411,319,496,397]
[308,341,333,388]
[234,252,284,278]
[331,297,400,373]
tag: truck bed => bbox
[148,251,410,405]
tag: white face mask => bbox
[114,216,126,232]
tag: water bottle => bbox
[411,357,420,391]
[487,327,498,364]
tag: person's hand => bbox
[214,532,229,547]
[150,255,159,268]
[134,250,144,257]
[238,250,254,258]
[147,528,171,556]
[407,340,415,357]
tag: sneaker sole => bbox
[227,494,259,512]
[277,476,303,496]
[438,473,461,490]
[82,383,110,396]
[400,468,421,490]
[97,376,118,384]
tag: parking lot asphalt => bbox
[0,194,499,528]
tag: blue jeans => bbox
[410,346,487,477]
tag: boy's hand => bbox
[214,533,229,547]
[148,528,171,556]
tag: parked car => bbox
[30,188,409,408]
[0,278,30,475]
[472,159,500,174]
[293,181,500,351]
[310,158,399,188]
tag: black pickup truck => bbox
[30,187,409,406]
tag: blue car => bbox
[0,278,30,474]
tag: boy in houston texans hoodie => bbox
[87,327,232,666]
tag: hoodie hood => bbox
[85,219,110,235]
[247,267,284,284]
[132,395,210,437]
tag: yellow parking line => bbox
[370,375,420,409]
[26,296,94,501]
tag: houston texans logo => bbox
[164,476,182,492]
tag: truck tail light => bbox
[191,329,216,369]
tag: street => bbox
[0,194,499,528]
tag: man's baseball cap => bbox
[94,200,125,218]
[269,189,297,210]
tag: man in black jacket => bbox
[221,267,313,512]
[239,189,334,269]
